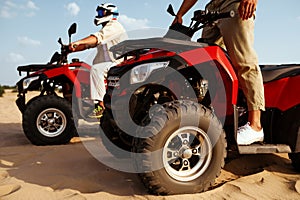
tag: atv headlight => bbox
[130,61,169,84]
[23,76,39,90]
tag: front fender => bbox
[42,63,91,98]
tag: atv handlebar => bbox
[48,23,77,65]
[190,10,235,34]
[192,10,235,23]
[166,4,235,39]
[218,10,235,19]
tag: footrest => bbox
[238,144,291,154]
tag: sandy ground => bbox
[1,90,300,200]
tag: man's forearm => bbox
[177,0,198,18]
[70,35,97,52]
[77,35,98,49]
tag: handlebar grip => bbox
[218,10,235,19]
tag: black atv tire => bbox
[22,95,76,145]
[100,110,133,158]
[132,100,227,195]
[289,153,300,172]
[288,115,300,171]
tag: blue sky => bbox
[1,0,300,86]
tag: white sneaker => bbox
[237,122,264,145]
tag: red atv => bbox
[100,5,300,194]
[15,23,95,145]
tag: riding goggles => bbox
[97,8,106,17]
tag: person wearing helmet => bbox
[69,3,127,118]
[173,0,264,145]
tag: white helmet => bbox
[94,3,119,26]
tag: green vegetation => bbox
[0,85,17,97]
[0,85,4,97]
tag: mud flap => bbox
[16,95,26,113]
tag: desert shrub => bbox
[0,85,17,97]
[0,85,5,97]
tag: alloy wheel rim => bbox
[36,108,67,137]
[162,126,213,182]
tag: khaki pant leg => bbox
[215,5,265,111]
[202,23,226,49]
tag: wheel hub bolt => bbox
[183,160,189,166]
[182,149,193,159]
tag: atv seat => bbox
[110,37,207,59]
[260,64,300,83]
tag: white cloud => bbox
[0,1,17,18]
[6,52,25,63]
[0,0,39,18]
[119,15,150,31]
[26,11,36,17]
[26,1,38,10]
[0,7,16,18]
[65,2,80,16]
[17,36,41,47]
[4,1,17,8]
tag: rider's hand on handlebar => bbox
[69,42,78,52]
[238,0,257,20]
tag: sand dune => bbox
[1,90,300,200]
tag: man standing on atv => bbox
[69,3,127,118]
[173,0,264,145]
